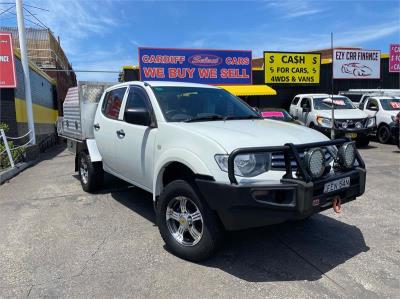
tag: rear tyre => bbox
[79,151,104,193]
[156,180,224,262]
[378,125,391,144]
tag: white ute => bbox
[358,95,400,143]
[289,94,376,147]
[58,81,366,261]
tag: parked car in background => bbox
[392,112,400,149]
[261,108,301,124]
[359,96,400,144]
[339,89,400,108]
[289,94,375,147]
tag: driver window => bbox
[124,87,151,124]
[300,98,311,109]
[366,99,379,110]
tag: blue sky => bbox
[1,0,399,81]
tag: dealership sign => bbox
[389,44,400,73]
[138,47,252,85]
[263,51,320,84]
[333,49,381,79]
[0,32,17,88]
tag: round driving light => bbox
[338,142,356,169]
[355,122,363,129]
[304,148,325,179]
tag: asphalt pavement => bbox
[0,142,399,298]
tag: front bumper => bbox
[196,138,366,231]
[196,168,366,230]
[314,125,373,139]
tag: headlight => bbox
[338,142,356,169]
[316,116,332,128]
[215,153,271,177]
[304,148,325,179]
[366,117,375,128]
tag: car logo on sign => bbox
[188,54,223,67]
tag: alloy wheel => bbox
[166,196,203,246]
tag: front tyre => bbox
[378,125,391,144]
[79,151,104,193]
[156,180,223,262]
[356,136,370,147]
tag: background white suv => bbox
[289,94,375,147]
[359,96,400,143]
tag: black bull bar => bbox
[227,138,365,184]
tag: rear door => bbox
[93,87,127,173]
[113,85,157,190]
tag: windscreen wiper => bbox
[223,115,262,120]
[184,114,226,122]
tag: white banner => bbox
[333,49,381,79]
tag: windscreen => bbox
[379,98,400,110]
[151,86,259,122]
[313,96,356,110]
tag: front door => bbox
[299,97,311,124]
[114,86,157,190]
[93,87,127,173]
[364,98,379,118]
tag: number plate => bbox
[323,177,350,193]
[345,132,357,139]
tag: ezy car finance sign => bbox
[333,49,381,79]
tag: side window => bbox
[366,99,379,110]
[125,88,149,111]
[300,98,311,108]
[102,87,127,119]
[124,87,152,125]
[292,96,300,105]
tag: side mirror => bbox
[302,106,311,113]
[124,108,151,126]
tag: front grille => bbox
[271,148,333,171]
[334,118,366,129]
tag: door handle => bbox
[94,123,100,130]
[116,129,125,138]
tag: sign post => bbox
[263,51,320,84]
[389,44,400,73]
[138,47,252,85]
[0,32,17,88]
[16,0,36,145]
[331,33,335,140]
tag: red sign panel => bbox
[389,44,400,73]
[0,32,17,88]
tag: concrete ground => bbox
[0,142,399,299]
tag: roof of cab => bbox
[295,93,330,98]
[295,93,350,98]
[368,96,400,100]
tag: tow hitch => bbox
[332,195,342,213]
